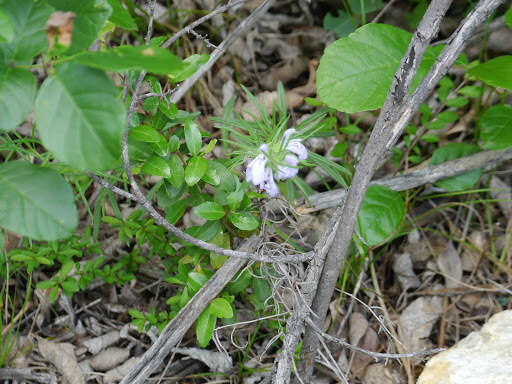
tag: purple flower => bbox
[245,130,308,197]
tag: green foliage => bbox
[35,63,126,171]
[430,143,482,192]
[467,56,512,91]
[356,186,405,247]
[0,67,36,132]
[323,11,357,38]
[0,161,77,241]
[478,105,512,150]
[317,24,445,113]
[106,0,137,30]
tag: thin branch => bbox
[305,147,512,212]
[305,318,445,360]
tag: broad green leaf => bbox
[478,104,512,150]
[430,143,482,191]
[229,212,259,231]
[356,185,405,247]
[165,200,186,225]
[210,298,233,319]
[184,220,220,242]
[61,277,79,296]
[142,156,170,177]
[74,45,186,75]
[323,11,357,38]
[317,24,441,113]
[506,6,512,29]
[252,277,271,303]
[130,125,162,142]
[0,0,53,64]
[47,0,111,54]
[201,166,220,186]
[0,66,36,131]
[467,56,512,91]
[35,63,125,171]
[193,202,225,221]
[0,9,14,43]
[170,54,209,83]
[157,181,185,208]
[36,280,57,289]
[168,155,184,188]
[187,271,209,293]
[0,161,77,241]
[184,120,202,155]
[185,156,207,186]
[106,0,136,30]
[349,0,383,14]
[196,308,216,347]
[445,97,468,108]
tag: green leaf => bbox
[0,161,77,241]
[478,104,512,150]
[201,166,220,186]
[170,54,209,83]
[185,156,207,186]
[323,11,357,38]
[349,0,383,14]
[229,212,259,231]
[0,9,14,43]
[184,120,202,155]
[356,185,405,247]
[37,279,58,290]
[445,96,468,108]
[73,45,186,75]
[61,277,79,296]
[430,143,482,191]
[128,309,144,319]
[506,6,512,29]
[193,202,225,221]
[165,200,187,225]
[184,220,220,242]
[34,63,125,171]
[467,56,512,91]
[0,0,53,64]
[187,271,209,292]
[196,308,216,348]
[210,298,233,319]
[0,66,36,131]
[168,155,184,188]
[130,125,162,142]
[317,24,441,113]
[47,0,111,54]
[106,0,136,30]
[142,156,171,177]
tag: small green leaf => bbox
[36,280,57,289]
[193,202,225,220]
[74,45,187,75]
[106,0,137,30]
[49,286,59,302]
[349,0,383,14]
[196,308,216,348]
[130,125,162,142]
[35,63,125,171]
[142,156,171,178]
[170,54,209,83]
[467,56,512,91]
[201,166,220,186]
[165,200,187,225]
[187,271,209,293]
[168,135,180,152]
[61,277,79,296]
[445,97,468,108]
[168,155,184,188]
[356,185,405,247]
[0,9,14,43]
[421,133,439,143]
[229,212,259,231]
[59,261,74,279]
[323,10,357,38]
[457,85,482,98]
[185,156,207,186]
[0,161,77,241]
[478,104,512,150]
[184,120,202,155]
[430,143,482,191]
[340,124,361,135]
[128,309,145,319]
[0,67,36,131]
[506,6,512,29]
[210,298,233,319]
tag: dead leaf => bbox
[173,347,233,373]
[89,347,131,371]
[104,356,140,384]
[349,312,368,346]
[363,364,404,384]
[393,252,420,290]
[437,241,462,289]
[83,331,120,355]
[46,11,76,49]
[490,176,512,217]
[37,337,84,384]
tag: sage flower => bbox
[245,129,308,197]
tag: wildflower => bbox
[245,129,308,197]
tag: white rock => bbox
[417,310,512,384]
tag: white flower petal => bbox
[287,140,308,160]
[278,154,299,179]
[282,128,297,144]
[263,169,280,197]
[249,154,267,186]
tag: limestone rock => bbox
[417,310,512,384]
